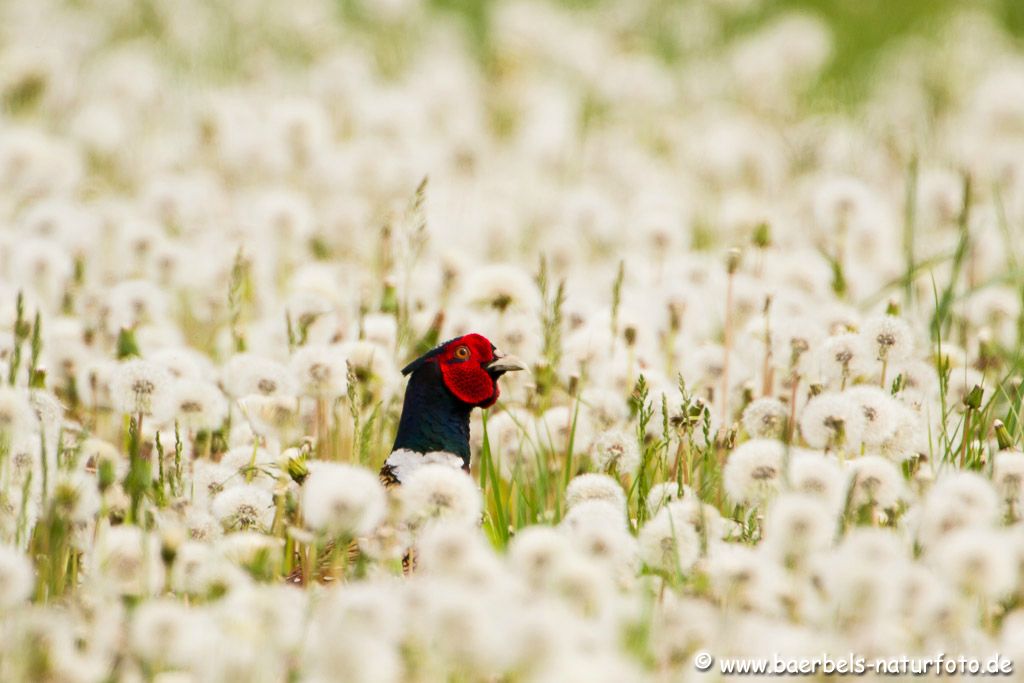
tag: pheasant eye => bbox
[453,345,470,360]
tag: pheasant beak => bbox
[486,351,527,375]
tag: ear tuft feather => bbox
[400,336,462,376]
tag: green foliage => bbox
[228,247,253,353]
[8,291,28,386]
[534,258,566,403]
[115,326,141,360]
[930,175,972,341]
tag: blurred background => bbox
[2,0,1024,361]
[4,0,1023,109]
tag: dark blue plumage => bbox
[391,360,473,463]
[382,333,526,486]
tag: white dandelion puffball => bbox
[290,344,349,399]
[561,506,637,577]
[645,481,689,516]
[92,525,165,597]
[0,387,38,438]
[302,463,386,537]
[723,438,784,506]
[565,473,627,511]
[110,359,174,420]
[415,522,502,584]
[401,464,482,530]
[561,499,628,535]
[0,545,34,608]
[222,353,296,399]
[459,263,540,313]
[741,397,789,439]
[788,450,846,512]
[170,378,228,431]
[508,525,573,586]
[762,493,833,561]
[825,529,908,623]
[590,428,641,475]
[129,598,205,669]
[930,528,1016,601]
[993,451,1024,502]
[705,543,782,614]
[843,386,900,447]
[860,315,913,363]
[916,472,1000,547]
[821,333,870,384]
[638,502,701,574]
[799,391,862,449]
[211,483,275,532]
[846,455,905,510]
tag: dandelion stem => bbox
[786,376,800,445]
[761,296,774,397]
[721,253,738,420]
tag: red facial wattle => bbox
[440,362,498,406]
[437,334,499,407]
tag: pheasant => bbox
[379,333,526,486]
[287,334,523,584]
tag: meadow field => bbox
[2,0,1024,680]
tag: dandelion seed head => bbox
[590,428,640,475]
[76,357,118,410]
[302,462,386,537]
[337,340,400,400]
[170,378,228,432]
[579,387,630,430]
[741,397,788,439]
[110,359,174,421]
[416,522,502,586]
[645,481,690,516]
[211,484,274,532]
[478,407,534,480]
[290,344,348,399]
[536,405,594,455]
[993,451,1024,502]
[508,525,573,588]
[0,545,34,608]
[799,391,862,450]
[860,315,913,363]
[763,493,832,565]
[459,263,540,314]
[917,472,1000,547]
[0,387,37,437]
[546,553,617,617]
[821,333,870,384]
[723,438,784,506]
[54,471,101,524]
[149,347,216,380]
[565,473,626,512]
[223,353,296,399]
[782,450,839,509]
[638,502,701,574]
[930,528,1015,601]
[846,454,905,510]
[401,464,482,531]
[129,599,204,668]
[105,279,170,333]
[562,510,637,577]
[826,529,908,623]
[92,525,165,597]
[706,543,782,615]
[217,531,285,568]
[362,313,398,350]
